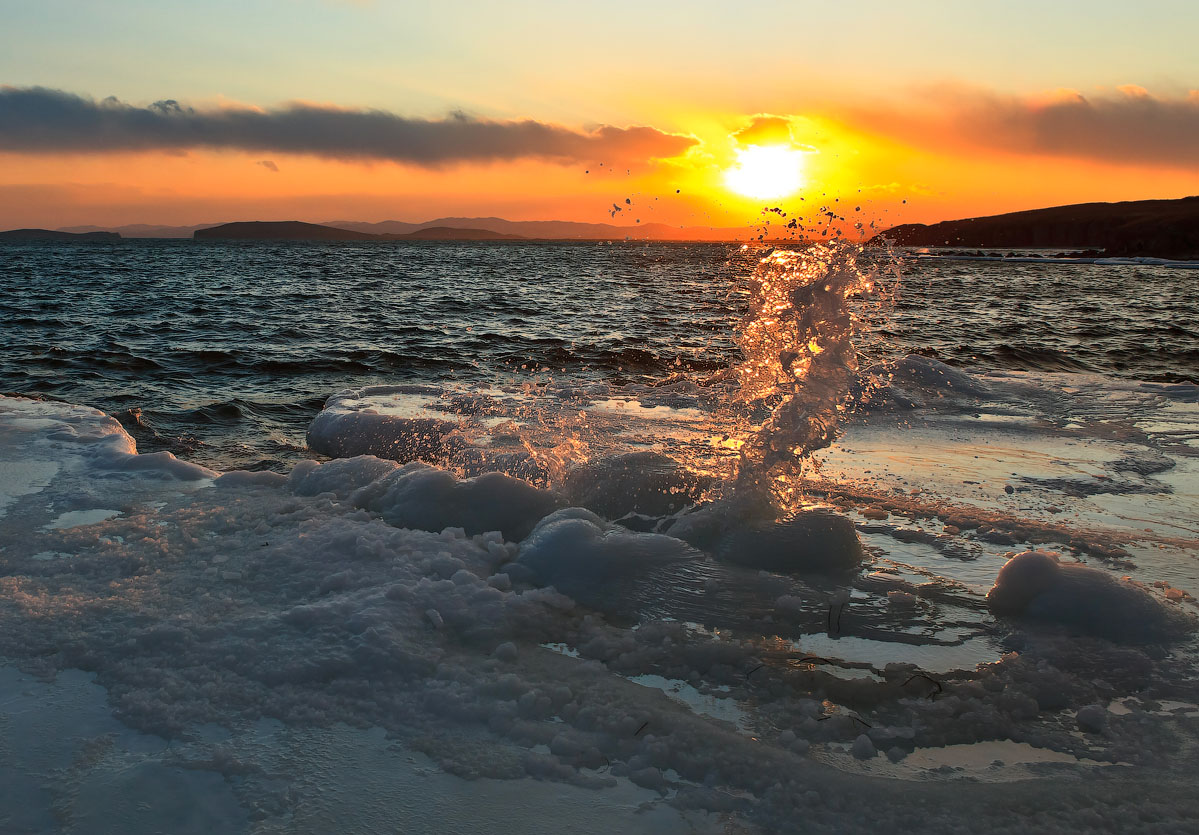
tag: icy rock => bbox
[214,470,287,488]
[851,734,877,759]
[518,508,697,600]
[351,462,561,541]
[561,451,709,519]
[425,608,444,629]
[774,595,804,614]
[286,456,399,498]
[493,641,518,662]
[986,551,1196,642]
[711,511,863,575]
[1076,704,1108,733]
[306,387,460,461]
[629,766,666,790]
[873,355,991,409]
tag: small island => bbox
[0,228,121,242]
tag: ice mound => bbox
[562,451,711,520]
[0,396,214,528]
[987,551,1196,642]
[286,455,400,498]
[867,354,990,410]
[349,461,562,541]
[713,512,864,574]
[668,505,863,575]
[518,508,699,601]
[306,385,463,461]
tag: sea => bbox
[1,240,1195,471]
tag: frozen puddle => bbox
[0,459,59,517]
[0,665,247,834]
[45,508,122,530]
[0,665,719,835]
[627,674,751,733]
[830,740,1125,783]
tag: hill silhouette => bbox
[0,228,120,242]
[876,196,1199,259]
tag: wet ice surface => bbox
[3,364,1199,833]
[0,666,707,835]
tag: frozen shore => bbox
[2,358,1198,832]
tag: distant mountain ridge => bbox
[875,196,1199,259]
[327,217,750,241]
[63,217,754,240]
[0,228,120,242]
[61,223,218,238]
[193,221,526,241]
[194,221,378,241]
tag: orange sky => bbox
[2,1,1197,230]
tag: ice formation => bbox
[987,551,1195,642]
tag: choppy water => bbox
[0,240,1195,470]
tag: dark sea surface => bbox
[1,239,1195,470]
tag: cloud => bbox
[257,159,279,172]
[730,114,818,156]
[0,87,697,166]
[851,85,1199,168]
[732,115,794,146]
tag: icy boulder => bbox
[864,354,990,410]
[306,385,463,461]
[986,551,1196,642]
[518,508,699,602]
[350,462,561,541]
[709,511,864,575]
[287,455,400,498]
[561,451,710,519]
[0,395,215,494]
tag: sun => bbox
[723,144,806,200]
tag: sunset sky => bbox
[2,0,1197,230]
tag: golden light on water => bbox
[723,144,806,200]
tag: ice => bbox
[45,508,122,530]
[708,511,864,574]
[518,508,698,601]
[351,461,561,541]
[850,734,877,759]
[5,378,1199,831]
[0,459,59,518]
[626,674,750,731]
[986,551,1195,642]
[0,665,247,834]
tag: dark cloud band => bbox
[850,86,1199,168]
[0,87,697,164]
[957,88,1199,167]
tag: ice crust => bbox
[4,392,1199,832]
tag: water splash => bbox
[722,239,900,510]
[306,238,899,522]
